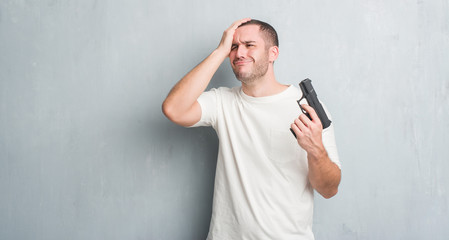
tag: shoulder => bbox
[287,84,301,96]
[205,86,241,98]
[276,84,302,101]
[213,86,240,94]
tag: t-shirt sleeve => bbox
[188,88,218,128]
[321,103,341,169]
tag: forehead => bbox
[233,25,264,43]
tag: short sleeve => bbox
[321,103,341,169]
[189,88,218,128]
[322,124,341,169]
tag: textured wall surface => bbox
[1,0,448,239]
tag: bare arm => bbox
[291,104,341,199]
[162,18,251,127]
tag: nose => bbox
[236,45,247,58]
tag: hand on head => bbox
[217,18,251,55]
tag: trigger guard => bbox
[297,99,311,119]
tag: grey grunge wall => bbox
[1,0,448,239]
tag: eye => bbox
[231,45,238,50]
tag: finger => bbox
[298,113,312,128]
[226,18,251,32]
[221,18,251,47]
[294,117,308,133]
[232,18,251,29]
[291,122,303,138]
[301,104,321,125]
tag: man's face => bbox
[229,25,271,84]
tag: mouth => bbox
[233,59,253,66]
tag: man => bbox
[162,18,341,240]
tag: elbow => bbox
[161,100,171,119]
[321,188,338,199]
[162,100,177,122]
[162,100,195,127]
[320,167,341,199]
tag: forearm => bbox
[307,148,341,199]
[290,104,341,198]
[162,18,251,126]
[162,48,227,120]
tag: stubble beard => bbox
[232,57,270,85]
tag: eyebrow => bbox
[232,40,256,45]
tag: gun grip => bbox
[297,99,312,120]
[290,128,297,138]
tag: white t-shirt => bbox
[191,85,340,240]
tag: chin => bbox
[236,75,257,85]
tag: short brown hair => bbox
[239,19,279,47]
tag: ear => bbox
[269,46,279,62]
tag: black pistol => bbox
[291,78,332,138]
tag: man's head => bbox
[229,19,280,85]
[239,19,279,48]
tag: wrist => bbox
[213,47,230,59]
[307,144,327,162]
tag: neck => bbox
[241,69,288,97]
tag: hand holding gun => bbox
[291,78,332,138]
